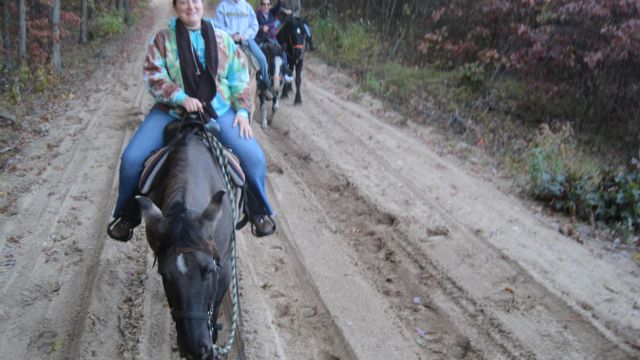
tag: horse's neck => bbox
[164,136,223,214]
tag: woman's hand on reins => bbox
[233,112,253,139]
[182,97,204,113]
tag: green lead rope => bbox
[207,131,240,358]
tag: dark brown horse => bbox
[136,127,234,359]
[277,16,306,105]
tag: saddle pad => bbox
[224,148,245,187]
[138,143,246,195]
[139,146,171,195]
[240,44,261,71]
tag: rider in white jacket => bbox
[214,0,274,96]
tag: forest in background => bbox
[0,0,637,239]
[0,0,144,96]
[305,0,639,154]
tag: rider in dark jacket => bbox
[255,0,292,80]
[271,0,315,50]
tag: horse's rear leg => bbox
[268,97,279,126]
[294,61,303,105]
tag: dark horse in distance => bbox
[136,122,235,360]
[277,17,306,105]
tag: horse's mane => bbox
[156,132,219,259]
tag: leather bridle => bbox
[161,247,221,338]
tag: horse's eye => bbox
[203,264,215,275]
[159,271,171,281]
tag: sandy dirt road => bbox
[1,1,639,359]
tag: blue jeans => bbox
[303,23,312,39]
[113,108,274,220]
[246,38,270,88]
[113,108,173,220]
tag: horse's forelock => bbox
[164,212,212,254]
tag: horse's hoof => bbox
[294,99,302,105]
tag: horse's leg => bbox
[271,57,281,119]
[294,59,303,105]
[272,93,279,114]
[281,61,293,99]
[269,93,279,126]
[260,92,268,129]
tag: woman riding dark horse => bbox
[271,0,316,51]
[107,0,276,357]
[108,0,276,242]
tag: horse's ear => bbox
[199,190,225,226]
[136,196,163,224]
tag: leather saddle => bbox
[138,119,246,195]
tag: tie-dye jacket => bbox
[143,18,252,118]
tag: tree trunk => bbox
[363,0,370,21]
[18,0,27,65]
[2,0,10,51]
[122,0,130,24]
[80,0,88,44]
[382,0,398,42]
[51,0,61,74]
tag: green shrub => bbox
[363,71,383,95]
[459,62,485,93]
[313,15,379,69]
[34,67,53,93]
[528,146,566,201]
[7,65,31,103]
[364,63,453,106]
[596,169,640,234]
[314,14,344,66]
[527,125,639,238]
[94,11,126,38]
[338,21,379,68]
[372,63,418,101]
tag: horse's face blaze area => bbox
[159,250,217,359]
[292,25,305,60]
